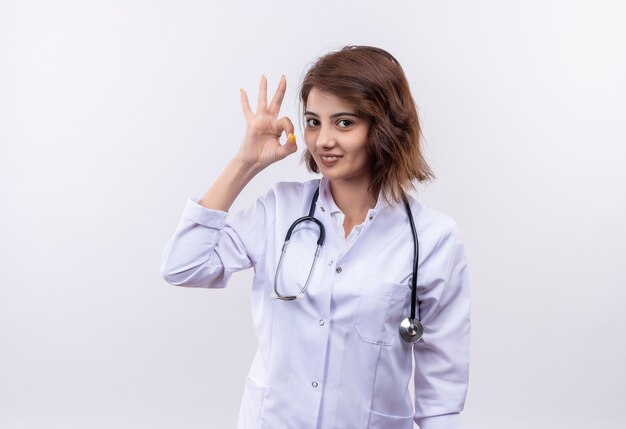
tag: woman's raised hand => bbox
[237,75,297,172]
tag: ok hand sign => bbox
[237,75,298,172]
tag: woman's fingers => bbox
[268,75,286,116]
[276,116,295,142]
[243,75,287,121]
[268,116,296,161]
[240,88,253,121]
[257,75,268,113]
[275,135,298,159]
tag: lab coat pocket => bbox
[355,279,411,346]
[368,410,414,429]
[237,377,266,429]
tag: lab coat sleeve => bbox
[413,222,470,429]
[161,188,276,288]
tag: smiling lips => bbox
[320,154,342,166]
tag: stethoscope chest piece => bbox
[399,317,423,343]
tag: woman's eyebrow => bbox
[304,111,359,118]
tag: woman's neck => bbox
[328,179,377,229]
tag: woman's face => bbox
[304,88,371,187]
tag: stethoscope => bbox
[273,185,424,344]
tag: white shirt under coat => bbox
[161,178,471,429]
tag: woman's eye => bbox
[305,118,319,127]
[337,119,353,128]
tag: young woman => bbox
[162,46,470,429]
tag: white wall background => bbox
[1,1,625,428]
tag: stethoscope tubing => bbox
[273,188,324,300]
[274,183,423,343]
[403,198,421,322]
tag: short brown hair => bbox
[299,45,434,204]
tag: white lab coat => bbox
[162,178,470,429]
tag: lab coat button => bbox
[319,319,325,326]
[328,260,334,266]
[335,267,342,273]
[312,381,319,388]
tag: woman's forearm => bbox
[198,156,261,212]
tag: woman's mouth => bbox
[320,155,341,166]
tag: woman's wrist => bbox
[232,152,264,177]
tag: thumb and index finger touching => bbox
[274,115,298,158]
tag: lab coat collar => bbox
[316,177,389,218]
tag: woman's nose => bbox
[316,125,335,148]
